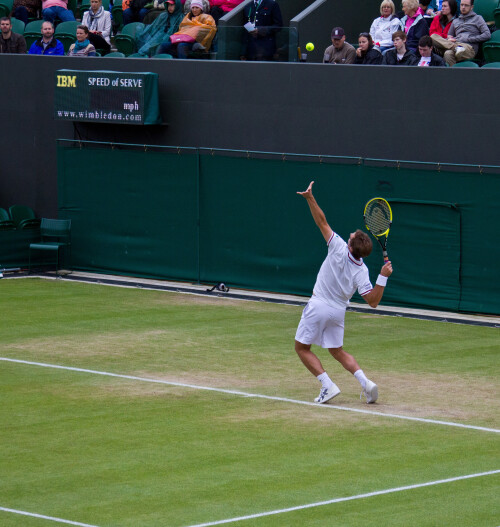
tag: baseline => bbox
[2,357,499,434]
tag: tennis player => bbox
[295,181,393,404]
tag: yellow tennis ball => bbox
[305,42,314,52]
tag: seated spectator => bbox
[122,0,149,26]
[433,0,489,65]
[417,0,435,27]
[156,0,216,58]
[82,0,111,54]
[416,34,446,64]
[12,0,42,25]
[0,16,27,53]
[67,24,97,55]
[183,0,210,14]
[209,0,243,24]
[355,32,383,64]
[240,0,282,61]
[370,0,402,51]
[42,0,76,23]
[28,20,65,54]
[430,0,457,51]
[382,29,418,64]
[400,0,429,51]
[136,0,183,56]
[323,27,356,64]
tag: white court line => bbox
[2,471,499,527]
[184,470,500,527]
[0,507,99,526]
[1,357,499,434]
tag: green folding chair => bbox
[9,205,41,229]
[0,208,15,230]
[29,218,71,274]
[114,22,144,56]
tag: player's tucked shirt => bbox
[312,231,373,309]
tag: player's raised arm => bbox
[297,181,333,243]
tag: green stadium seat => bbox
[11,17,25,35]
[111,0,123,32]
[67,0,77,17]
[29,218,71,274]
[80,0,110,13]
[0,208,15,230]
[54,20,79,52]
[0,0,13,18]
[114,22,144,56]
[106,51,126,57]
[482,31,500,63]
[495,8,500,28]
[24,20,44,49]
[472,0,498,24]
[127,52,146,57]
[451,60,480,67]
[481,61,500,67]
[153,53,174,59]
[9,205,41,229]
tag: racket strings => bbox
[365,202,391,236]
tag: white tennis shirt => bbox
[313,232,373,309]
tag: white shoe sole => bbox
[314,384,341,404]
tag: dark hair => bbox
[350,230,373,259]
[0,16,11,23]
[419,0,431,7]
[358,33,374,56]
[392,30,406,41]
[418,35,433,48]
[77,24,89,34]
[439,0,457,25]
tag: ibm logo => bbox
[57,75,77,88]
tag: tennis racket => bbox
[363,197,392,262]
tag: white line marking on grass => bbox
[184,470,500,527]
[2,357,499,434]
[0,506,100,527]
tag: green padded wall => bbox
[57,142,500,315]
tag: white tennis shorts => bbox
[295,296,345,349]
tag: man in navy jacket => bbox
[241,0,283,61]
[28,21,65,55]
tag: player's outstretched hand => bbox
[297,181,314,198]
[380,261,393,277]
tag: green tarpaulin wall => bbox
[57,141,500,315]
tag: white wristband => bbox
[376,274,388,287]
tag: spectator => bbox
[82,0,111,54]
[382,29,418,64]
[416,34,446,64]
[433,0,488,65]
[400,0,429,51]
[156,0,216,58]
[355,32,383,64]
[12,0,42,25]
[430,0,457,50]
[42,0,76,23]
[417,0,435,27]
[136,0,183,56]
[241,0,282,61]
[67,24,97,55]
[122,0,149,25]
[428,0,460,15]
[323,27,356,64]
[210,0,243,24]
[370,0,402,51]
[183,0,210,14]
[0,16,27,53]
[28,20,65,54]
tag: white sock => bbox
[317,372,334,389]
[354,369,368,390]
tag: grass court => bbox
[1,278,499,526]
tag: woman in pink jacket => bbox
[210,0,243,24]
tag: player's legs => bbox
[328,346,360,374]
[294,340,326,376]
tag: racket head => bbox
[363,197,392,237]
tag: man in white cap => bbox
[323,26,356,64]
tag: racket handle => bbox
[383,251,389,263]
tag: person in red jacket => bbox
[430,0,457,52]
[210,0,243,24]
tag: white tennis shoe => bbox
[314,383,341,404]
[362,380,378,404]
